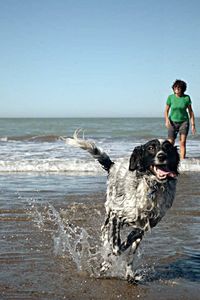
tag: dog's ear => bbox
[171,145,180,175]
[129,146,145,172]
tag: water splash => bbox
[31,202,146,280]
[32,203,104,277]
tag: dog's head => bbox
[129,139,180,181]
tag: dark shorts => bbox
[168,119,189,139]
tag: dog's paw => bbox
[126,271,143,285]
[100,261,111,275]
[126,275,140,285]
[127,274,139,285]
[126,265,142,284]
[127,274,143,285]
[112,246,120,256]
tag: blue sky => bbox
[0,0,200,118]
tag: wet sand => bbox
[0,173,200,299]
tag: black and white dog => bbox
[66,130,180,283]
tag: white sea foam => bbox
[0,158,103,173]
[179,158,200,172]
[0,136,8,142]
[0,157,200,173]
[1,125,200,173]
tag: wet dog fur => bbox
[66,130,180,283]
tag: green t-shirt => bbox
[166,94,191,122]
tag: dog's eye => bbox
[148,146,155,151]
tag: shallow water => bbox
[0,117,200,299]
[0,172,200,300]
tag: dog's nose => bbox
[157,152,167,162]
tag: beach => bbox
[0,118,200,299]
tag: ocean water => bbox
[0,117,200,173]
[0,118,200,299]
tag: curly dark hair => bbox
[172,79,187,94]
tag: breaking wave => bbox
[0,135,62,143]
[0,157,200,173]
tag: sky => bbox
[0,0,200,118]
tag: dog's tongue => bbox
[154,166,176,178]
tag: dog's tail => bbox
[64,129,114,172]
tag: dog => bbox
[66,130,180,283]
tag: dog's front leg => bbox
[120,228,144,253]
[101,211,111,247]
[112,215,121,255]
[124,230,144,284]
[101,212,121,254]
[100,213,121,275]
[100,212,112,274]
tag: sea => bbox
[0,117,200,300]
